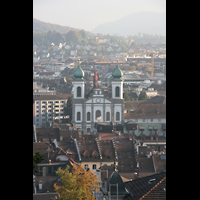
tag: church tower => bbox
[73,59,85,99]
[111,59,124,123]
[111,59,123,99]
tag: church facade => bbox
[71,60,124,134]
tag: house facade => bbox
[72,60,124,134]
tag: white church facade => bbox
[71,60,124,134]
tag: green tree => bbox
[54,165,98,200]
[63,97,72,122]
[123,91,130,101]
[129,65,136,71]
[33,151,44,173]
[145,66,151,72]
[79,29,86,39]
[138,90,148,100]
[65,30,82,43]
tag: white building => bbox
[33,82,56,96]
[33,94,72,128]
[72,60,124,134]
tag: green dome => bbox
[74,63,84,80]
[112,64,123,80]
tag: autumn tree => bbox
[54,165,98,200]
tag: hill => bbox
[33,18,79,34]
[91,12,166,37]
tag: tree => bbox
[123,91,130,101]
[138,90,148,100]
[33,151,44,173]
[63,97,72,122]
[54,165,98,200]
[65,30,82,43]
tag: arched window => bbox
[116,112,120,121]
[115,86,120,97]
[77,112,81,121]
[87,112,90,121]
[106,112,110,121]
[96,110,101,120]
[77,87,81,97]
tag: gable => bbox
[85,99,92,103]
[105,99,111,103]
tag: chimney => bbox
[135,169,139,178]
[39,181,42,190]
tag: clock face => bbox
[96,98,101,103]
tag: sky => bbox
[33,0,166,31]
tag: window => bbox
[93,164,96,170]
[116,112,120,121]
[128,152,132,158]
[77,87,81,97]
[96,110,101,119]
[106,112,110,121]
[87,128,90,133]
[115,86,120,97]
[150,118,153,122]
[77,112,81,121]
[84,164,88,170]
[143,118,145,122]
[87,112,91,121]
[158,118,161,122]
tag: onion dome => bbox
[112,59,123,80]
[74,59,84,80]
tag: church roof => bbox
[112,60,123,81]
[74,60,84,80]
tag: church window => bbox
[77,87,81,97]
[106,112,110,121]
[77,112,81,121]
[116,112,120,121]
[115,86,120,97]
[87,112,91,121]
[96,110,101,120]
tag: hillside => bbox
[33,18,79,34]
[92,12,166,37]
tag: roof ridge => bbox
[125,172,166,183]
[139,176,166,199]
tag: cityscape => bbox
[33,1,166,199]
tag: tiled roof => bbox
[140,176,166,199]
[124,104,166,119]
[124,172,166,200]
[124,101,145,110]
[33,142,54,163]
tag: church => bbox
[72,60,124,134]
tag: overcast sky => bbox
[33,0,166,31]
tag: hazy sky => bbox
[33,0,166,31]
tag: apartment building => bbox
[33,94,72,128]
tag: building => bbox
[33,82,56,96]
[72,60,124,134]
[33,94,72,128]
